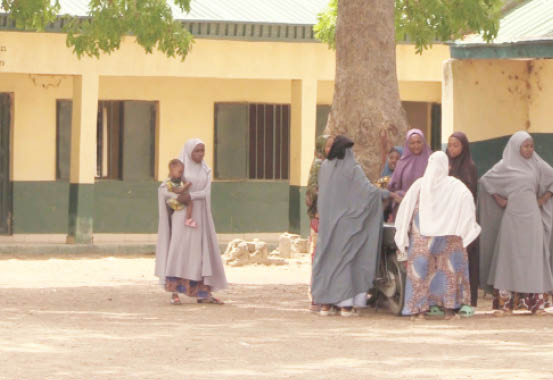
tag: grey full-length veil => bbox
[311,148,383,305]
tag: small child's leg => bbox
[184,201,198,228]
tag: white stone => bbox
[223,238,284,266]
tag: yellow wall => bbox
[1,75,297,180]
[100,77,295,180]
[443,58,553,144]
[0,31,448,84]
[528,59,553,133]
[396,44,450,82]
[317,80,334,104]
[0,30,450,182]
[442,59,530,143]
[0,74,72,181]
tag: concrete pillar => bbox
[441,59,455,146]
[289,78,317,237]
[67,73,98,244]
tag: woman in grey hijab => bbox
[311,135,388,317]
[155,139,228,305]
[479,131,553,316]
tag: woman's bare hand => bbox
[538,192,552,207]
[171,187,185,194]
[493,194,508,208]
[390,192,403,203]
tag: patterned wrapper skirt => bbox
[402,210,470,316]
[493,289,546,313]
[164,277,211,299]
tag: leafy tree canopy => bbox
[1,0,194,60]
[314,0,505,53]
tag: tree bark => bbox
[327,0,408,181]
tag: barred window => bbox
[214,103,290,180]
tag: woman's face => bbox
[407,134,423,155]
[447,136,463,159]
[388,151,401,171]
[520,138,534,159]
[324,136,335,157]
[191,143,205,163]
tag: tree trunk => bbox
[327,0,408,181]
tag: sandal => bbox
[459,305,474,318]
[444,309,460,320]
[320,305,337,317]
[340,307,355,317]
[170,293,182,305]
[197,296,224,305]
[425,305,445,319]
[310,303,322,312]
[185,218,198,228]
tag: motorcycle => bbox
[369,223,406,315]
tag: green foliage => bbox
[1,0,60,30]
[313,0,337,49]
[315,0,503,54]
[4,0,194,60]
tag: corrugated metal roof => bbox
[459,0,553,44]
[57,0,330,25]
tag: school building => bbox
[0,0,450,242]
[443,0,553,175]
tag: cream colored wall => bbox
[0,74,72,181]
[0,32,336,79]
[528,59,553,133]
[317,80,334,104]
[100,77,293,180]
[399,81,441,102]
[0,30,450,183]
[396,44,450,82]
[0,31,448,84]
[442,59,530,144]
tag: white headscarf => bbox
[178,138,210,180]
[395,151,481,254]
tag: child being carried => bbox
[164,159,197,228]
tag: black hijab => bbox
[327,135,354,160]
[447,131,477,199]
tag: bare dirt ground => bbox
[1,255,553,380]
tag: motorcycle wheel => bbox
[383,253,406,315]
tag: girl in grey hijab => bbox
[311,136,388,317]
[479,131,553,316]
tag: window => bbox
[56,100,157,181]
[316,104,331,139]
[56,100,72,181]
[214,103,290,180]
[96,100,157,180]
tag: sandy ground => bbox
[1,255,553,380]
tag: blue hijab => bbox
[380,146,403,177]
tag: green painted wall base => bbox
[451,41,553,60]
[12,181,69,233]
[10,180,293,235]
[67,183,94,244]
[94,180,159,233]
[11,134,553,237]
[211,181,289,233]
[289,185,310,238]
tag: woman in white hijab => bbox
[395,151,481,319]
[155,138,228,305]
[479,131,553,316]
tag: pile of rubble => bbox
[223,233,310,267]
